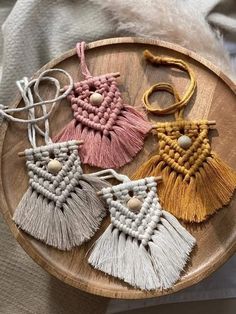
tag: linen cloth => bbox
[0,1,235,313]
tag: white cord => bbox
[89,169,130,183]
[0,68,73,148]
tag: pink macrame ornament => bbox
[53,42,151,169]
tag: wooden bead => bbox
[48,159,62,174]
[90,92,103,106]
[178,135,192,149]
[127,197,142,212]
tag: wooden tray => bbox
[0,37,235,299]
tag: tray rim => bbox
[0,37,235,300]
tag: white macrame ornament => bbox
[88,175,196,290]
[0,69,109,251]
[13,141,108,250]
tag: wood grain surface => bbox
[0,37,235,299]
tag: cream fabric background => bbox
[0,1,235,313]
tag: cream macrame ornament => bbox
[0,69,109,250]
[88,170,196,291]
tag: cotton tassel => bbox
[133,121,236,222]
[13,140,109,250]
[53,42,151,169]
[88,177,196,290]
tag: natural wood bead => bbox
[48,159,62,174]
[178,135,192,149]
[127,197,142,212]
[90,92,103,106]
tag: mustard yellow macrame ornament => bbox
[133,50,236,223]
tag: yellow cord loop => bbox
[142,83,182,119]
[142,50,197,119]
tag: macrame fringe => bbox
[53,106,151,169]
[133,153,236,222]
[13,175,109,250]
[88,210,196,290]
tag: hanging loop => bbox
[0,68,73,124]
[89,169,131,183]
[0,68,74,148]
[142,50,197,119]
[142,82,184,120]
[89,169,162,196]
[76,42,92,79]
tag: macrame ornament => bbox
[0,70,109,250]
[88,170,196,291]
[133,50,236,222]
[53,42,151,168]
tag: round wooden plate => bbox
[0,37,235,299]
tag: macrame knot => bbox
[25,140,83,208]
[156,120,211,181]
[68,74,124,134]
[101,177,161,246]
